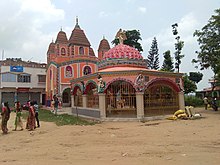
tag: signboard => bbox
[10,66,23,72]
[17,88,29,92]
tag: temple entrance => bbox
[85,82,99,108]
[144,83,179,116]
[72,86,83,107]
[62,88,71,107]
[106,80,136,118]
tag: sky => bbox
[0,0,219,90]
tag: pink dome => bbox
[103,44,143,60]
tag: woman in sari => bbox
[27,101,35,131]
[13,101,23,131]
[1,102,11,134]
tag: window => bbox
[79,47,84,55]
[18,74,31,83]
[61,48,66,55]
[2,73,16,82]
[65,66,73,77]
[38,75,46,83]
[83,66,91,75]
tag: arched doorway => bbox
[62,88,71,107]
[85,81,99,108]
[106,80,136,118]
[72,86,83,107]
[144,81,179,116]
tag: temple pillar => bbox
[136,92,144,119]
[178,91,185,110]
[82,94,87,108]
[98,93,106,119]
[71,95,74,107]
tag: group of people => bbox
[1,100,40,134]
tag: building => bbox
[0,58,46,107]
[47,19,185,120]
[46,18,98,107]
[196,78,220,99]
[71,43,185,120]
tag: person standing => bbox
[54,97,59,115]
[203,96,209,110]
[1,102,11,134]
[27,101,36,131]
[212,97,218,111]
[13,101,23,131]
[33,101,40,128]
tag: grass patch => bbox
[22,109,96,126]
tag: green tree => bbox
[183,74,197,94]
[112,29,143,52]
[193,8,220,90]
[161,50,174,72]
[147,37,159,70]
[188,72,203,84]
[172,23,184,72]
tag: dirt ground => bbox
[0,108,220,165]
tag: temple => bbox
[46,19,185,120]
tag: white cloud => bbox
[141,12,210,90]
[0,0,65,62]
[138,7,146,13]
[178,13,199,44]
[142,12,199,55]
[18,0,65,28]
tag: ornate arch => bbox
[105,77,135,92]
[84,80,98,94]
[72,84,81,95]
[145,78,180,92]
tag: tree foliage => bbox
[172,23,184,72]
[193,8,220,76]
[188,72,203,84]
[112,29,143,52]
[183,74,197,94]
[147,37,160,70]
[161,50,174,72]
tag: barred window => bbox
[38,75,46,83]
[18,74,31,83]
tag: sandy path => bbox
[0,108,220,165]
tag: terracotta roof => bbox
[89,48,95,56]
[55,30,68,44]
[47,42,55,54]
[69,27,91,46]
[98,38,110,51]
[103,44,143,60]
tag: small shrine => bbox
[70,29,185,120]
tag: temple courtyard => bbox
[0,108,220,165]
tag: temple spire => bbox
[75,16,80,29]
